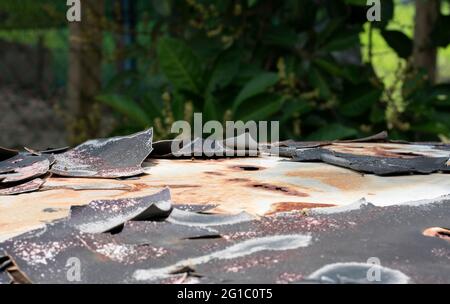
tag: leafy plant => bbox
[98,0,450,142]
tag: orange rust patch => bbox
[247,182,309,197]
[286,168,365,191]
[266,202,336,215]
[329,144,423,159]
[423,227,450,241]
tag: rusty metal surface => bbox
[0,136,450,284]
[1,155,450,242]
[1,191,449,284]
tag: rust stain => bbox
[286,168,365,191]
[204,171,224,176]
[229,165,266,171]
[423,227,450,241]
[328,143,447,159]
[227,178,251,183]
[247,182,309,197]
[266,202,335,215]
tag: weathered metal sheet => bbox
[114,221,221,247]
[2,195,448,284]
[2,155,450,241]
[50,129,153,178]
[187,200,450,284]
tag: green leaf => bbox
[314,58,360,83]
[97,94,151,128]
[206,49,241,94]
[432,15,450,47]
[235,94,283,122]
[381,30,413,59]
[203,93,220,122]
[263,27,307,49]
[308,67,332,99]
[280,98,313,123]
[171,91,186,121]
[247,0,259,7]
[322,32,360,52]
[341,89,382,117]
[152,0,172,16]
[307,124,358,140]
[232,72,279,112]
[157,37,203,95]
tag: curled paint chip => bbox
[67,188,173,233]
[293,144,450,176]
[0,159,50,183]
[0,178,45,196]
[51,129,153,178]
[150,133,258,158]
[0,154,52,183]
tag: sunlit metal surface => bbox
[1,155,450,242]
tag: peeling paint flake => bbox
[293,143,450,175]
[0,178,45,196]
[51,129,153,178]
[0,154,52,183]
[67,188,172,233]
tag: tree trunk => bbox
[413,0,440,83]
[68,0,104,144]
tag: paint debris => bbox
[0,155,52,183]
[0,178,45,196]
[150,133,258,158]
[51,129,153,178]
[67,187,172,233]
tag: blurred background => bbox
[0,0,449,149]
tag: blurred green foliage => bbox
[99,0,450,141]
[1,0,449,141]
